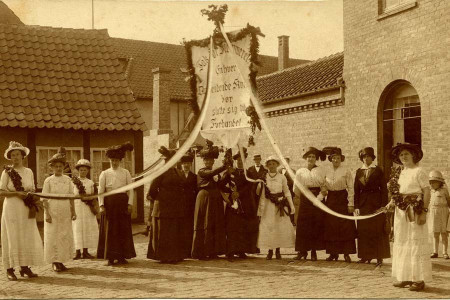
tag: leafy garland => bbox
[72,176,98,215]
[387,165,424,214]
[183,5,263,146]
[4,166,41,219]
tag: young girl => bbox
[429,170,450,259]
[72,159,99,260]
[42,147,76,272]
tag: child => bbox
[72,159,99,260]
[429,170,450,259]
[42,147,76,272]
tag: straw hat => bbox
[75,159,91,170]
[4,141,30,160]
[265,155,280,166]
[429,170,445,183]
[48,147,67,165]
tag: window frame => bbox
[378,0,417,20]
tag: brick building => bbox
[251,0,450,182]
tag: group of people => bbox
[1,141,136,280]
[1,139,449,293]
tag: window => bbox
[90,148,134,183]
[36,147,83,188]
[378,0,417,19]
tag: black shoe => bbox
[73,250,82,260]
[409,281,425,291]
[266,250,273,260]
[344,255,351,263]
[430,253,438,258]
[310,250,317,261]
[275,248,281,260]
[6,268,17,281]
[59,263,68,271]
[106,259,115,266]
[326,254,338,261]
[238,253,247,259]
[117,258,129,265]
[393,281,412,288]
[19,266,38,278]
[82,252,95,259]
[375,259,383,267]
[52,263,62,272]
[294,252,307,260]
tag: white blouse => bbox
[293,166,325,197]
[398,167,428,195]
[323,165,354,206]
[98,167,133,206]
[42,175,74,198]
[0,167,35,192]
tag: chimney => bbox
[278,35,289,71]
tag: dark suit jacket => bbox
[354,165,388,213]
[149,168,185,218]
[179,171,197,216]
[246,165,267,180]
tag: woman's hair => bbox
[8,149,26,159]
[400,149,421,164]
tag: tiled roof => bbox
[0,24,147,131]
[256,52,344,103]
[0,1,23,25]
[111,37,308,100]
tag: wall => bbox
[135,98,153,136]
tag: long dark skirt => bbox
[191,189,226,259]
[225,207,247,255]
[356,191,391,260]
[147,217,185,262]
[323,190,356,255]
[295,187,325,252]
[97,193,136,260]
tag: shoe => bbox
[356,259,367,264]
[409,281,425,291]
[293,252,307,260]
[275,248,282,260]
[105,259,115,266]
[375,259,383,267]
[430,253,438,258]
[52,263,62,272]
[393,281,412,288]
[6,268,17,281]
[59,263,68,271]
[344,255,351,263]
[326,254,339,261]
[238,253,247,259]
[444,254,449,259]
[310,250,317,261]
[266,250,273,260]
[117,258,129,265]
[82,252,95,259]
[19,266,38,278]
[226,254,235,262]
[366,259,372,264]
[73,250,82,260]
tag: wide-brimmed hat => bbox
[253,154,261,160]
[4,141,30,160]
[180,152,194,163]
[302,147,326,161]
[391,143,423,165]
[429,170,445,183]
[198,140,220,159]
[359,147,376,161]
[75,159,91,170]
[158,146,176,159]
[233,147,248,160]
[323,147,345,162]
[106,142,134,160]
[48,147,67,165]
[265,155,280,166]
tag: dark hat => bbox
[391,143,423,165]
[323,147,345,162]
[198,140,220,159]
[302,147,326,161]
[253,154,261,159]
[233,147,248,160]
[158,146,176,159]
[106,142,134,159]
[359,147,376,161]
[48,147,67,165]
[180,153,194,163]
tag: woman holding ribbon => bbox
[72,159,99,260]
[97,142,136,266]
[386,143,431,291]
[293,147,326,261]
[354,147,390,267]
[257,156,295,260]
[322,147,356,263]
[0,141,43,280]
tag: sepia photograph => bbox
[0,0,449,298]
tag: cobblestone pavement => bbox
[1,225,450,299]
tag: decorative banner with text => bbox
[190,33,253,148]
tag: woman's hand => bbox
[45,213,52,223]
[99,205,105,214]
[127,204,133,215]
[348,206,355,214]
[15,191,27,199]
[71,210,77,221]
[354,208,360,216]
[416,212,427,225]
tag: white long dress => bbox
[43,175,75,264]
[392,167,432,282]
[1,167,44,269]
[257,172,296,249]
[72,178,99,250]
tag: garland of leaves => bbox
[72,176,98,215]
[387,165,424,214]
[184,5,263,146]
[4,166,41,219]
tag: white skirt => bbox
[44,200,74,263]
[257,197,295,249]
[1,196,44,269]
[392,207,432,282]
[72,200,99,249]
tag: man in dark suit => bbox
[246,154,267,180]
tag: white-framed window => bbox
[379,0,417,18]
[90,148,135,184]
[36,147,83,188]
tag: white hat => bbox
[75,159,91,169]
[4,141,30,160]
[265,155,280,166]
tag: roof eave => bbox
[261,85,341,105]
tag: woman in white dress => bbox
[72,159,99,260]
[257,156,295,260]
[385,143,431,291]
[42,147,76,272]
[0,141,43,281]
